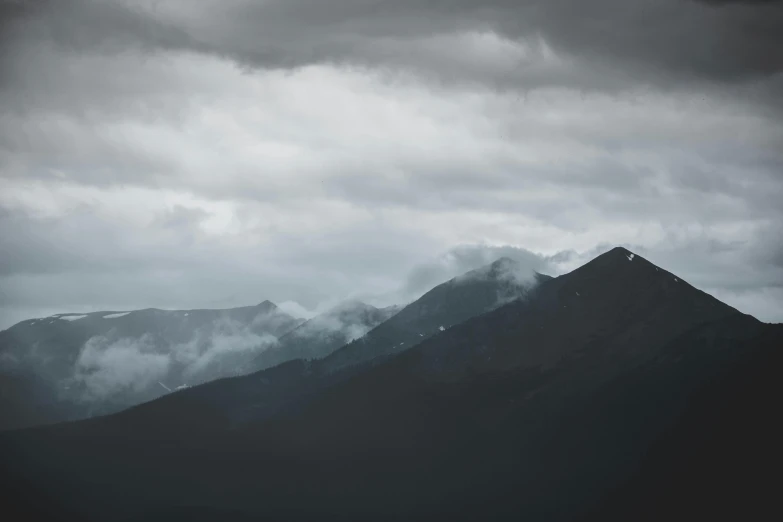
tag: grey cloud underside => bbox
[3,0,782,97]
[697,0,783,5]
[2,1,780,216]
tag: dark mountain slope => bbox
[322,258,551,372]
[0,301,301,430]
[408,246,737,377]
[582,322,783,522]
[1,248,778,522]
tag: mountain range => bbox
[0,301,299,429]
[0,247,779,522]
[0,299,397,431]
[0,256,543,431]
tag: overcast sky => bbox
[1,0,782,329]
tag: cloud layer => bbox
[63,316,282,404]
[1,0,781,327]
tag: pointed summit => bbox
[532,245,743,334]
[564,246,666,283]
[255,300,278,313]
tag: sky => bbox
[1,0,782,329]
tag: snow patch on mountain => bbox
[103,312,131,319]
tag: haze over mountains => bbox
[1,247,779,522]
[0,300,300,430]
[0,256,545,431]
[245,300,402,374]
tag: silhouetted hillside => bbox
[581,323,783,522]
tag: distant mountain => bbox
[0,301,301,431]
[323,257,552,372]
[103,256,551,429]
[2,248,778,522]
[245,300,401,373]
[0,255,542,433]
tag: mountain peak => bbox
[255,300,278,312]
[550,246,738,318]
[458,256,518,280]
[576,246,651,273]
[331,299,376,313]
[490,256,518,268]
[607,246,636,259]
[445,257,553,294]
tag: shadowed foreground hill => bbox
[0,248,779,522]
[581,322,783,522]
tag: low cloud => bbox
[174,318,279,381]
[62,315,283,404]
[276,301,314,320]
[71,334,171,402]
[402,245,553,300]
[343,323,373,343]
[287,301,384,345]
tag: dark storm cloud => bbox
[696,1,783,5]
[3,0,781,96]
[189,0,783,90]
[0,0,199,57]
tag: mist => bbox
[70,334,171,402]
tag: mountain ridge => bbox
[0,299,303,431]
[1,247,778,521]
[0,256,552,434]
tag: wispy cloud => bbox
[71,334,171,402]
[174,318,279,380]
